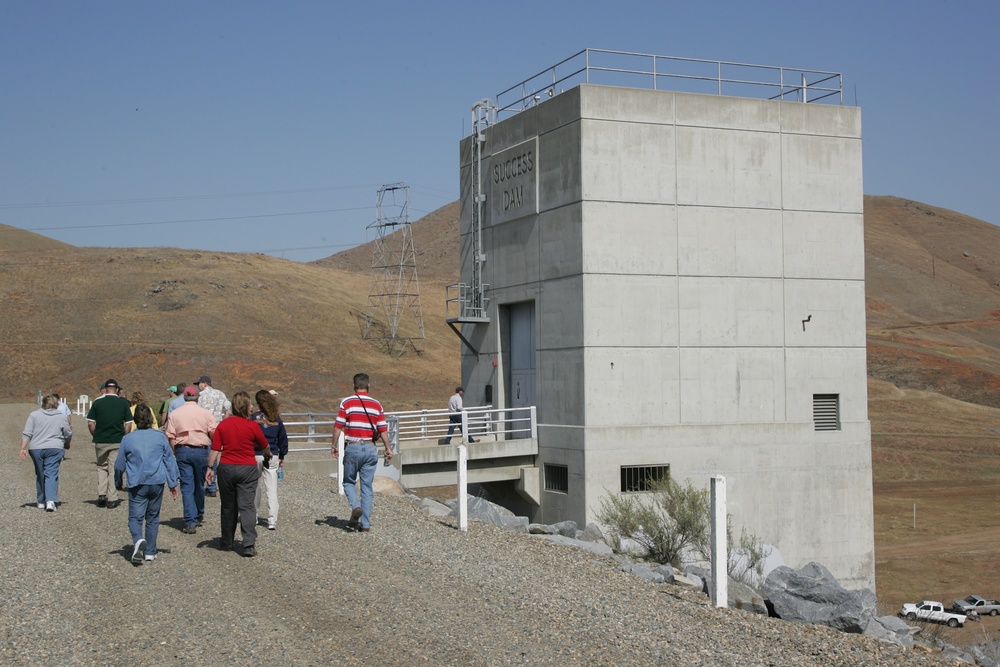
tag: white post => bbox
[337,431,345,496]
[461,410,469,443]
[711,475,727,608]
[457,444,468,532]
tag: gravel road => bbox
[1,404,957,666]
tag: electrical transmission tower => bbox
[363,183,425,357]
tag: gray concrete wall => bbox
[457,85,873,589]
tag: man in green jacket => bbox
[86,379,134,509]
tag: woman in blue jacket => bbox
[114,403,180,564]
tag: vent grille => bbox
[620,465,670,493]
[544,464,568,493]
[813,394,841,431]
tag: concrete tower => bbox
[455,56,872,589]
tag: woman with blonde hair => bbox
[253,389,288,531]
[20,394,73,511]
[206,391,270,557]
[129,390,158,430]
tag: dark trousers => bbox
[217,464,259,548]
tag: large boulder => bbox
[417,497,452,516]
[763,562,877,633]
[447,495,529,532]
[372,476,406,496]
[863,614,915,647]
[685,565,767,615]
[577,522,605,543]
[728,580,768,616]
[531,533,614,556]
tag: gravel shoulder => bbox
[1,404,956,666]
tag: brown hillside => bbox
[0,223,73,251]
[864,195,1000,407]
[0,246,459,413]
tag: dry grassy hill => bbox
[865,195,1000,409]
[0,233,461,413]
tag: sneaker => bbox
[132,539,147,564]
[45,501,56,512]
[106,499,120,509]
[358,527,371,533]
[348,507,362,529]
[37,503,45,510]
[205,490,217,498]
[196,517,204,527]
[144,554,156,562]
[181,525,197,534]
[242,545,256,558]
[267,519,276,531]
[97,495,107,508]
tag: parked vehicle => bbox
[899,601,967,628]
[952,595,1000,617]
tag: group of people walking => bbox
[20,371,395,565]
[19,375,291,564]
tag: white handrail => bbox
[282,404,535,454]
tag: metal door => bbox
[509,302,535,438]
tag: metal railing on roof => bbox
[494,48,843,117]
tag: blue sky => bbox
[2,1,997,262]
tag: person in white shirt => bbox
[443,386,477,444]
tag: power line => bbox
[0,206,370,235]
[0,184,384,210]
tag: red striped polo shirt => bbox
[336,391,387,442]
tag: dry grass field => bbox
[3,195,1000,645]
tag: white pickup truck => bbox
[899,601,967,627]
[952,595,1000,617]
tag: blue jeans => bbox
[175,446,209,526]
[29,448,64,504]
[128,484,165,556]
[342,443,378,529]
[444,414,462,444]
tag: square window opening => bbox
[544,463,568,494]
[620,464,670,493]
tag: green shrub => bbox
[598,476,770,583]
[597,476,709,567]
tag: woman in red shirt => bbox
[205,391,270,557]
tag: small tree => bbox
[597,476,709,567]
[598,476,770,582]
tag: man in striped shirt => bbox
[331,373,392,532]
